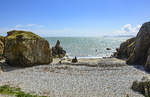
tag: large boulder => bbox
[131,76,150,96]
[52,40,66,58]
[4,30,52,67]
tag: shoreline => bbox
[64,55,113,59]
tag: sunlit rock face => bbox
[4,30,53,67]
[52,40,66,58]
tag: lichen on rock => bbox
[4,30,53,67]
[131,76,150,96]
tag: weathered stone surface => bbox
[114,22,150,70]
[114,37,135,59]
[131,76,150,96]
[0,36,4,60]
[4,30,52,67]
[145,48,150,71]
[127,22,150,65]
[52,40,66,58]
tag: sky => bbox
[0,0,150,37]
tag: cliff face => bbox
[114,22,150,71]
[4,30,53,67]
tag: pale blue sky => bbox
[0,0,150,37]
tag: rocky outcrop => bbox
[114,22,150,71]
[114,37,135,59]
[72,56,78,63]
[127,22,150,65]
[0,36,4,60]
[52,40,66,58]
[4,30,53,67]
[131,76,150,96]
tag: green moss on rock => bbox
[4,30,53,67]
[131,76,150,97]
[6,30,41,39]
[113,37,136,59]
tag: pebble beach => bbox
[0,58,148,97]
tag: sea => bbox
[45,36,131,58]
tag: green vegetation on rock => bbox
[6,30,41,39]
[4,30,52,67]
[0,85,47,97]
[131,76,150,97]
[114,37,136,59]
[127,41,135,48]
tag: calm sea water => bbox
[45,37,131,58]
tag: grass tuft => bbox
[0,85,47,97]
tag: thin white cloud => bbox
[113,24,141,35]
[15,24,24,28]
[14,24,44,29]
[26,24,36,27]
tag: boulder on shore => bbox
[131,76,150,96]
[52,40,66,58]
[4,30,53,67]
[72,56,78,63]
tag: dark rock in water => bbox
[4,30,53,67]
[52,40,66,58]
[131,76,150,96]
[106,48,111,50]
[114,22,150,71]
[72,56,78,63]
[0,36,4,60]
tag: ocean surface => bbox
[45,36,131,58]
